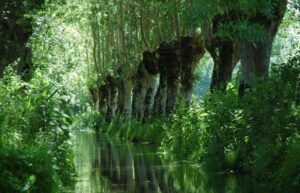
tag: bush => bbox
[0,70,76,193]
[0,145,58,193]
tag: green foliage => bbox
[101,117,167,145]
[0,144,61,193]
[168,49,299,192]
[215,20,269,42]
[0,0,45,77]
[161,102,206,160]
[184,0,287,42]
[274,136,300,193]
[0,70,76,193]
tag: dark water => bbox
[74,130,254,193]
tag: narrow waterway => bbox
[73,130,253,193]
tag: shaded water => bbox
[74,130,254,193]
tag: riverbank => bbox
[100,61,300,193]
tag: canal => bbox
[73,130,254,193]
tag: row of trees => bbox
[0,0,290,123]
[88,0,288,123]
[87,0,206,122]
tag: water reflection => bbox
[74,131,254,193]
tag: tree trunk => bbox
[239,40,272,85]
[239,34,274,96]
[202,14,240,91]
[158,75,168,115]
[156,41,180,115]
[143,78,158,121]
[117,80,125,114]
[123,79,133,121]
[99,85,108,123]
[89,87,99,111]
[133,80,147,121]
[209,41,240,90]
[166,77,179,114]
[180,68,195,105]
[105,87,113,123]
[132,64,143,118]
[179,36,205,105]
[105,76,119,123]
[153,75,168,116]
[239,1,287,95]
[133,64,158,121]
[132,81,139,117]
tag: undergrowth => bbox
[0,69,76,193]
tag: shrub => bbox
[0,70,75,193]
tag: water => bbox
[73,130,254,193]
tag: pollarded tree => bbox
[238,0,288,95]
[186,0,288,94]
[87,0,207,121]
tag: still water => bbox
[73,130,253,193]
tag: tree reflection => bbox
[75,131,257,193]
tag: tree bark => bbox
[156,41,180,114]
[152,75,168,116]
[89,87,99,111]
[158,76,168,115]
[99,85,108,123]
[105,76,119,122]
[132,62,158,121]
[117,80,125,114]
[179,36,205,105]
[202,13,240,91]
[239,0,287,95]
[166,77,179,114]
[123,79,133,122]
[209,41,240,90]
[105,87,113,123]
[133,76,147,120]
[143,78,158,121]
